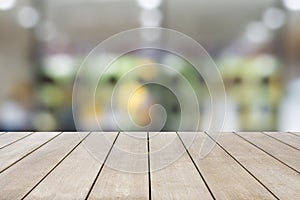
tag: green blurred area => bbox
[1,0,300,131]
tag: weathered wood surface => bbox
[0,132,299,200]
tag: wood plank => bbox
[0,132,33,149]
[289,132,300,137]
[235,132,300,173]
[263,132,300,150]
[0,132,89,199]
[178,132,277,200]
[24,132,118,200]
[88,132,148,200]
[214,132,300,200]
[0,132,61,173]
[149,132,213,200]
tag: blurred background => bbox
[0,0,300,131]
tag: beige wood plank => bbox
[88,132,148,200]
[214,132,300,200]
[289,132,300,137]
[149,132,213,200]
[0,132,33,149]
[236,132,300,172]
[0,132,89,200]
[24,132,118,200]
[263,132,300,150]
[178,132,277,200]
[0,132,61,173]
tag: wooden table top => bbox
[0,131,299,199]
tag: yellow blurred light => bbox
[117,82,150,126]
[128,86,148,112]
[129,86,150,126]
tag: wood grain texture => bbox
[0,132,32,149]
[0,132,299,199]
[0,132,6,136]
[24,132,118,200]
[0,132,60,173]
[149,132,213,200]
[178,132,277,200]
[0,132,89,200]
[263,132,300,150]
[236,132,300,172]
[289,132,300,137]
[88,132,148,200]
[215,132,300,200]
